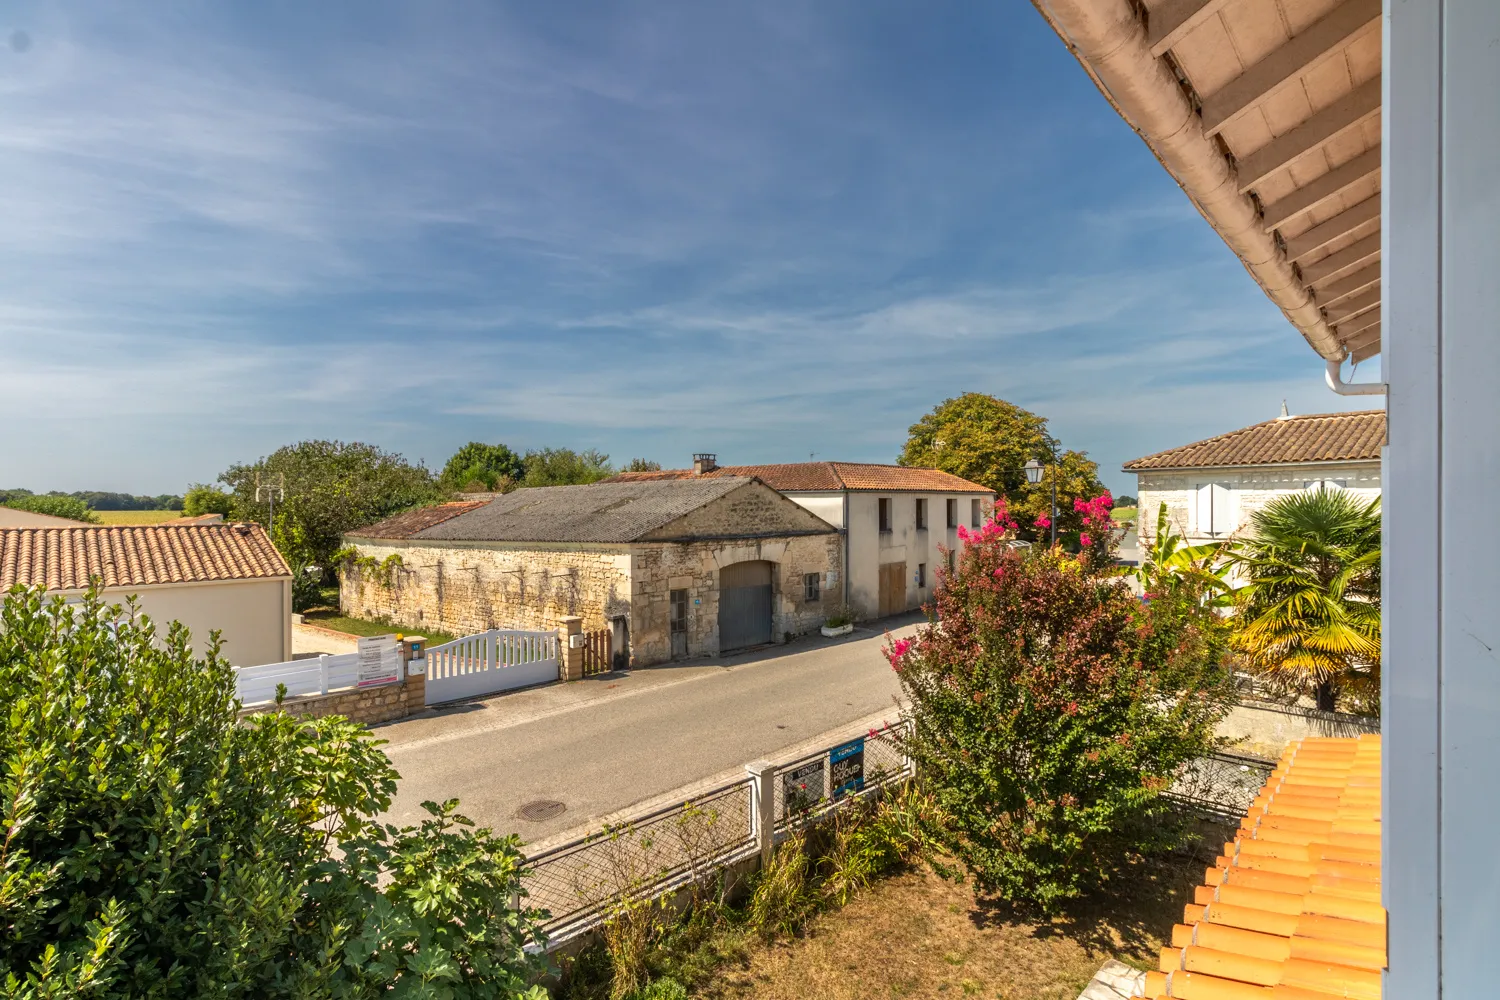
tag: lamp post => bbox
[1024,458,1057,547]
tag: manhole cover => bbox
[518,800,567,822]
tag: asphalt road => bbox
[377,615,918,846]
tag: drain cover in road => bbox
[518,800,566,822]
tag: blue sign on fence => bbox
[829,737,866,799]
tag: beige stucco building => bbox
[0,523,293,666]
[340,477,841,666]
[605,457,995,620]
[1125,409,1384,562]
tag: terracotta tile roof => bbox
[1124,411,1385,472]
[0,524,291,591]
[1134,735,1384,1000]
[601,461,992,494]
[350,501,490,540]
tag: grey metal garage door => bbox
[718,560,773,651]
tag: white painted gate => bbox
[421,629,559,705]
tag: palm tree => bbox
[1227,489,1381,712]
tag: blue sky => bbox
[0,2,1380,497]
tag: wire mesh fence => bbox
[1167,751,1275,822]
[773,724,911,835]
[522,777,756,940]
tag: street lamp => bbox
[1023,458,1057,547]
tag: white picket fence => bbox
[423,629,559,705]
[235,652,363,707]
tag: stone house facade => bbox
[603,457,995,621]
[1125,409,1384,580]
[340,478,841,667]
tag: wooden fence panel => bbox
[581,628,612,676]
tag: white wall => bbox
[82,578,292,667]
[1135,461,1381,550]
[845,492,993,619]
[784,493,845,528]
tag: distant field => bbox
[1111,506,1138,524]
[93,510,182,525]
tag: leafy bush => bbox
[442,442,526,492]
[892,504,1234,911]
[746,833,817,941]
[625,978,687,1000]
[521,448,615,487]
[0,493,98,523]
[290,562,324,613]
[182,482,237,517]
[0,585,549,999]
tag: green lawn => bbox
[1111,506,1137,525]
[93,510,183,525]
[300,608,457,647]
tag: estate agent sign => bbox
[829,737,865,799]
[782,759,825,815]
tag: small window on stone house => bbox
[915,498,927,530]
[804,572,820,602]
[971,498,982,528]
[917,563,927,588]
[879,497,892,532]
[946,498,957,528]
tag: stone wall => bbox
[241,673,425,727]
[1218,699,1380,759]
[340,540,632,638]
[629,533,843,665]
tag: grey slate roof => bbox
[359,478,765,544]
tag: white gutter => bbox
[1324,357,1388,396]
[1031,0,1343,361]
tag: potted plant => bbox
[820,605,855,638]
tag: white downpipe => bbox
[1030,0,1343,361]
[1324,357,1388,396]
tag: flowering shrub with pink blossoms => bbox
[888,502,1233,911]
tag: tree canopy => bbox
[0,585,548,998]
[898,393,1106,539]
[182,483,237,518]
[520,448,614,487]
[441,442,526,493]
[219,441,447,571]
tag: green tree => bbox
[219,441,446,572]
[1226,489,1382,713]
[898,393,1105,539]
[624,458,662,473]
[1136,502,1232,608]
[441,441,526,492]
[0,584,549,998]
[521,448,614,487]
[0,493,98,523]
[182,483,237,517]
[892,504,1233,911]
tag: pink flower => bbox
[887,636,914,672]
[992,567,1005,579]
[1080,533,1092,547]
[1034,515,1051,529]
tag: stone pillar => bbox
[399,637,427,715]
[558,616,584,681]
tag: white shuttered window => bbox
[1195,482,1237,537]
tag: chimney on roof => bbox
[692,453,718,475]
[1278,400,1292,420]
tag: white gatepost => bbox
[318,654,330,696]
[745,759,777,868]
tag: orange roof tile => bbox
[601,461,992,494]
[351,501,489,540]
[1123,411,1385,472]
[0,524,291,590]
[1132,735,1385,1000]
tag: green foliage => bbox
[0,493,98,523]
[746,834,817,941]
[623,459,662,473]
[0,584,549,999]
[218,440,447,572]
[1114,495,1138,507]
[624,978,687,1000]
[290,562,324,613]
[0,490,181,511]
[897,393,1105,538]
[1137,503,1232,607]
[1226,489,1382,713]
[442,442,526,492]
[182,483,238,518]
[893,510,1233,911]
[521,448,615,488]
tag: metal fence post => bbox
[745,759,776,868]
[318,654,329,696]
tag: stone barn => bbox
[339,477,841,666]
